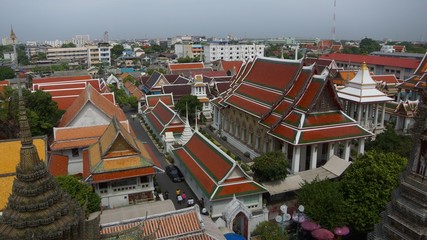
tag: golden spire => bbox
[10,25,16,44]
[361,62,368,70]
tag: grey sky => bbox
[1,0,426,42]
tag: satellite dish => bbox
[275,215,283,223]
[284,213,291,221]
[298,205,305,212]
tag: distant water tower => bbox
[103,31,109,42]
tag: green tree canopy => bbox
[341,151,407,233]
[55,175,101,216]
[174,95,202,124]
[0,87,64,138]
[298,178,348,230]
[0,66,15,80]
[61,42,77,48]
[145,68,166,75]
[365,124,413,158]
[251,151,289,182]
[111,44,124,59]
[359,38,381,54]
[252,221,287,240]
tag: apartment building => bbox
[46,42,111,67]
[203,43,265,63]
[174,44,204,59]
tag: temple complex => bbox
[212,57,372,173]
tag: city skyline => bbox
[1,0,427,42]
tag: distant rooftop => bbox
[370,51,425,60]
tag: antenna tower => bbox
[103,31,109,42]
[332,0,336,41]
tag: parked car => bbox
[165,165,185,182]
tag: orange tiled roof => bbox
[48,154,69,176]
[371,75,399,84]
[100,206,215,239]
[169,62,204,71]
[32,75,92,84]
[58,85,127,127]
[145,94,174,109]
[84,118,155,182]
[221,60,243,74]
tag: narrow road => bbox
[124,109,197,210]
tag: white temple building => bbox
[338,63,393,136]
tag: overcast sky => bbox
[1,0,426,42]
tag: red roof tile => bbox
[295,77,324,111]
[52,96,79,110]
[169,62,205,71]
[245,58,300,91]
[320,53,420,69]
[146,94,174,108]
[235,83,282,105]
[38,82,87,91]
[303,112,353,127]
[371,75,399,84]
[48,154,69,176]
[225,95,269,118]
[221,60,243,74]
[32,75,92,84]
[92,167,155,183]
[299,125,371,144]
[286,68,312,100]
[270,124,297,143]
[175,148,216,196]
[213,182,265,200]
[184,133,233,181]
[273,100,293,115]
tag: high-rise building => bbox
[203,43,265,63]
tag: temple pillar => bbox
[310,144,318,169]
[343,140,351,161]
[282,142,288,156]
[374,103,379,128]
[300,145,307,171]
[364,105,369,128]
[327,142,335,159]
[292,146,301,173]
[358,138,365,155]
[357,104,362,124]
[381,102,386,128]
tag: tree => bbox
[251,151,289,182]
[0,87,64,138]
[297,178,348,230]
[55,175,101,215]
[111,44,124,59]
[61,42,77,48]
[145,68,166,75]
[0,66,15,80]
[174,95,202,123]
[36,52,47,60]
[128,95,138,109]
[365,124,413,158]
[17,44,30,65]
[359,38,381,54]
[341,151,407,234]
[252,221,288,240]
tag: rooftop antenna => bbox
[332,0,336,41]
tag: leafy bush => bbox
[251,151,289,182]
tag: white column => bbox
[357,104,362,124]
[343,140,351,161]
[300,146,307,171]
[374,103,379,128]
[282,142,288,155]
[310,144,318,169]
[327,142,335,159]
[358,138,365,155]
[381,103,386,128]
[364,105,369,127]
[292,146,301,173]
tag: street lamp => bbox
[275,204,291,236]
[292,205,306,239]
